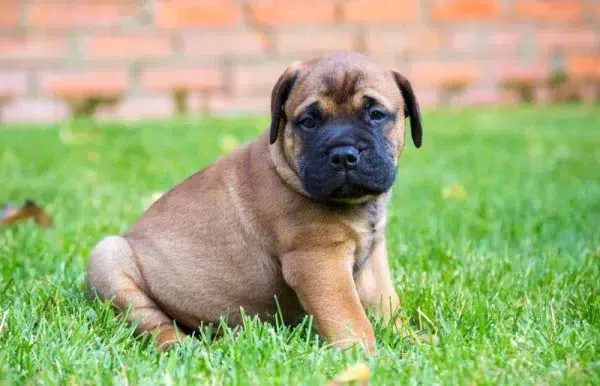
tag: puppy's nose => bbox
[329,146,360,171]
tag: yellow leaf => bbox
[87,151,100,162]
[328,362,370,385]
[219,135,240,154]
[442,182,467,200]
[0,310,8,336]
[143,191,164,208]
[59,128,100,145]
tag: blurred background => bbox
[0,0,599,123]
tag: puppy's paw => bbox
[154,325,188,351]
[330,337,377,355]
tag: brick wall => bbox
[1,0,599,122]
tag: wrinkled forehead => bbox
[287,62,402,116]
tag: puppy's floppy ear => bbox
[270,68,298,145]
[393,71,423,148]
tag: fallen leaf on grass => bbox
[219,134,240,154]
[399,329,440,346]
[0,200,52,228]
[142,191,164,209]
[59,128,101,145]
[327,362,370,386]
[442,182,467,200]
[87,151,100,162]
[0,310,8,336]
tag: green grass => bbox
[1,105,599,385]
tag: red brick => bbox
[371,56,403,72]
[0,71,28,99]
[364,30,408,55]
[209,93,270,115]
[497,88,521,104]
[533,85,552,104]
[491,59,548,84]
[96,95,175,121]
[515,1,583,22]
[409,62,479,88]
[182,30,266,57]
[41,70,128,98]
[488,28,526,54]
[230,61,289,95]
[431,0,502,22]
[155,0,242,28]
[365,28,443,56]
[580,84,599,102]
[1,98,69,123]
[0,35,69,61]
[537,29,599,52]
[0,4,20,28]
[249,1,336,26]
[188,92,210,112]
[141,67,220,92]
[341,0,417,23]
[453,87,501,105]
[89,34,172,60]
[275,30,355,56]
[27,3,136,29]
[446,30,479,53]
[413,89,440,108]
[568,55,600,80]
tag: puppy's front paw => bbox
[329,326,377,355]
[330,339,376,356]
[153,325,188,351]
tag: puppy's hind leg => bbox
[86,235,187,349]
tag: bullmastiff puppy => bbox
[87,52,423,353]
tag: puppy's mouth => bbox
[326,172,385,201]
[328,182,379,200]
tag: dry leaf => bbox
[399,329,440,346]
[442,182,467,200]
[142,191,164,208]
[327,362,371,386]
[87,151,100,162]
[0,200,52,228]
[59,128,101,145]
[219,135,240,154]
[0,310,8,336]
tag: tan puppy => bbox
[87,52,422,353]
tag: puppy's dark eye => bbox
[299,117,316,129]
[369,109,386,122]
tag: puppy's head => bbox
[269,52,422,204]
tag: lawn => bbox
[1,105,599,385]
